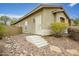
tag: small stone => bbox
[5,44,11,48]
[50,45,62,53]
[30,53,33,56]
[23,50,27,54]
[15,54,20,56]
[20,53,24,56]
[66,49,79,55]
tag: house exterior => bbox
[13,4,70,36]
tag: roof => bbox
[12,4,70,25]
[52,10,71,25]
[52,10,70,20]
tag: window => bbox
[25,22,27,26]
[18,23,21,27]
[25,22,27,30]
[25,25,27,30]
[33,18,35,23]
[60,17,65,23]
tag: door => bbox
[35,15,42,34]
[23,21,28,33]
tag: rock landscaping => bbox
[49,45,62,53]
[0,34,79,56]
[66,49,79,55]
[68,26,79,41]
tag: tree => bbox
[11,20,17,24]
[74,18,79,25]
[0,16,11,25]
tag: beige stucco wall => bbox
[42,8,65,29]
[15,9,43,34]
[42,8,54,29]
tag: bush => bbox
[7,26,22,36]
[0,23,22,39]
[0,23,7,39]
[51,22,68,37]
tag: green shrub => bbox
[0,23,22,39]
[51,22,68,37]
[0,23,6,39]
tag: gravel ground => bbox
[0,34,79,56]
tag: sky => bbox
[0,3,79,19]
